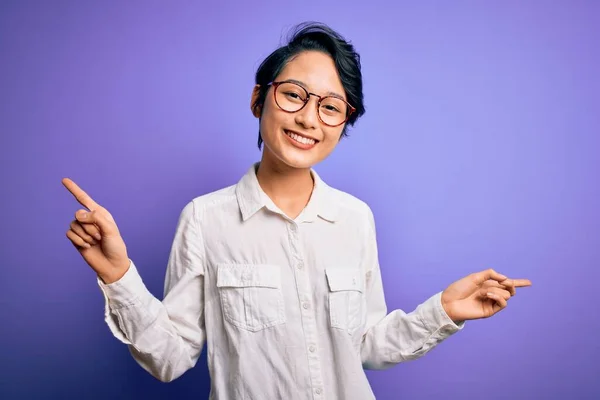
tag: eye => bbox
[284,91,303,100]
[322,104,341,113]
[320,98,346,115]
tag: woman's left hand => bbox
[441,269,532,323]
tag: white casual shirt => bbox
[98,163,464,400]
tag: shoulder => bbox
[179,184,238,219]
[326,185,375,224]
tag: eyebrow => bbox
[286,79,346,100]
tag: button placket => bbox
[288,222,325,399]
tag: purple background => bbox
[1,1,598,399]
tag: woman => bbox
[63,22,531,399]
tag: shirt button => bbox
[315,388,322,394]
[302,302,310,310]
[309,345,316,353]
[297,262,303,269]
[290,224,297,232]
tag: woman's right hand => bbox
[62,178,130,284]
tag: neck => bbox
[256,151,314,219]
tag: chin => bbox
[277,151,320,170]
[262,128,334,170]
[264,143,323,170]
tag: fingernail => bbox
[94,233,102,240]
[84,243,91,248]
[80,212,87,219]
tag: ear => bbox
[250,84,262,118]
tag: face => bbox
[251,51,348,170]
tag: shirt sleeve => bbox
[360,207,464,370]
[97,200,206,382]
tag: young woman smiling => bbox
[63,22,531,400]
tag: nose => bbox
[294,95,319,130]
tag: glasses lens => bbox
[319,97,348,126]
[275,82,307,112]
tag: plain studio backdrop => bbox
[0,1,598,399]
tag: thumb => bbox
[75,209,118,236]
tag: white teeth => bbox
[286,131,316,145]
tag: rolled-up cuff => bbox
[96,260,152,345]
[417,291,465,336]
[97,260,149,310]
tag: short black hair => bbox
[253,22,366,149]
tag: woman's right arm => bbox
[63,179,206,382]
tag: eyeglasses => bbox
[269,80,356,127]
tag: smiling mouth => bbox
[284,130,319,146]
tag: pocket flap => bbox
[325,267,364,293]
[217,264,281,288]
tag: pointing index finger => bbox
[503,278,532,288]
[62,178,101,210]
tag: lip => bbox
[284,129,319,142]
[283,129,319,150]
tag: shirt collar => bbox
[235,162,338,223]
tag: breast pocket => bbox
[216,264,285,332]
[326,267,365,334]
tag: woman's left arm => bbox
[359,208,531,370]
